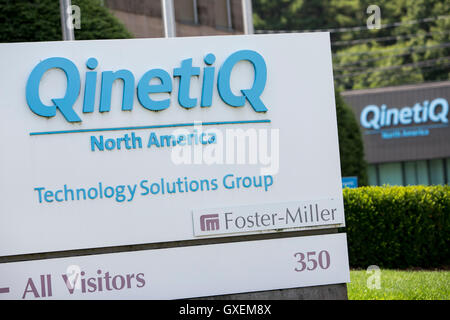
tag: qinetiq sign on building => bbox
[360,97,448,139]
[342,82,450,164]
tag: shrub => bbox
[335,90,368,186]
[343,185,450,269]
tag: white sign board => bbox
[0,233,350,300]
[0,33,343,256]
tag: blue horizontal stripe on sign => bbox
[29,119,271,136]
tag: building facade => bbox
[342,81,450,186]
[104,0,245,38]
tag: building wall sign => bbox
[342,82,450,163]
[360,97,448,139]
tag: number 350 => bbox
[294,250,330,272]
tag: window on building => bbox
[174,0,198,25]
[429,159,445,185]
[404,161,417,185]
[404,160,429,185]
[378,162,403,185]
[215,0,233,30]
[416,160,429,185]
[367,164,378,186]
[446,158,450,184]
[368,158,449,186]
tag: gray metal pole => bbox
[193,0,199,25]
[161,0,176,38]
[59,0,75,40]
[241,0,254,34]
[226,0,233,30]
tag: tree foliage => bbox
[253,1,449,183]
[255,1,372,184]
[253,0,450,90]
[0,0,132,43]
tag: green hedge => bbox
[343,185,450,269]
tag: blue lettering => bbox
[137,69,172,111]
[44,190,54,202]
[223,174,235,189]
[264,175,273,191]
[115,185,126,202]
[173,58,200,109]
[140,180,150,195]
[147,132,160,148]
[217,50,267,112]
[34,187,45,203]
[105,138,116,150]
[91,135,104,151]
[127,184,137,202]
[26,50,269,122]
[361,98,449,130]
[99,69,135,112]
[83,57,98,113]
[201,53,216,107]
[55,190,64,202]
[26,57,81,122]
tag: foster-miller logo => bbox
[199,214,220,232]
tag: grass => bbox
[348,269,450,300]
